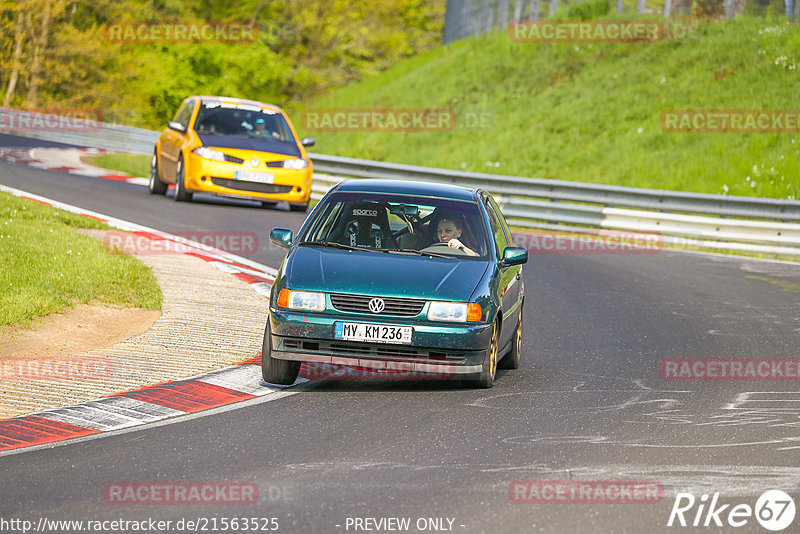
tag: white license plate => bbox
[335,322,413,344]
[234,171,274,184]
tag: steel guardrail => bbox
[2,107,800,256]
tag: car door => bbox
[484,195,522,351]
[158,99,195,181]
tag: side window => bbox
[484,197,509,258]
[306,201,344,242]
[489,196,514,247]
[272,114,293,141]
[173,100,195,129]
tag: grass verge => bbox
[297,16,800,200]
[0,192,162,328]
[89,153,151,178]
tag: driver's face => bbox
[437,220,461,242]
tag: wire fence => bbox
[443,0,799,43]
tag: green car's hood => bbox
[287,246,490,300]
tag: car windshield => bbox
[193,101,295,143]
[300,192,489,259]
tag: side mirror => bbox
[167,121,186,133]
[300,137,316,147]
[501,247,528,266]
[270,228,293,249]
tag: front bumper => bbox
[183,153,311,204]
[269,309,493,375]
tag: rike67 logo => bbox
[668,490,796,531]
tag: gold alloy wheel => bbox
[489,321,498,380]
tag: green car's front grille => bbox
[329,294,425,316]
[281,339,468,363]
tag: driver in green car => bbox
[436,217,478,256]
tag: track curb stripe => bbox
[118,380,256,413]
[0,147,146,185]
[0,185,288,452]
[0,416,100,449]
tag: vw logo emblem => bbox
[250,157,259,167]
[368,298,385,314]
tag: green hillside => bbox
[299,16,800,199]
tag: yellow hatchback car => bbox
[149,95,315,212]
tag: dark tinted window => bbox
[484,196,510,257]
[193,101,295,143]
[301,192,489,258]
[172,100,195,129]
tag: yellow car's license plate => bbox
[335,322,413,344]
[234,171,274,184]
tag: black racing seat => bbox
[332,203,395,249]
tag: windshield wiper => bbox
[298,241,374,252]
[377,248,450,258]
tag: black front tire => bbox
[473,320,499,388]
[148,149,168,195]
[173,157,193,202]
[261,319,300,385]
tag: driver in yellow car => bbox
[437,217,478,256]
[253,117,280,139]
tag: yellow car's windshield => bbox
[194,101,295,144]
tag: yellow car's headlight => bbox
[282,158,309,170]
[192,146,226,161]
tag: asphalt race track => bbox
[1,133,800,533]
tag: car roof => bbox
[333,179,479,202]
[189,95,284,114]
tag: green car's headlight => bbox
[192,146,226,161]
[278,289,325,311]
[427,301,482,322]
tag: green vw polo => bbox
[263,179,527,388]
